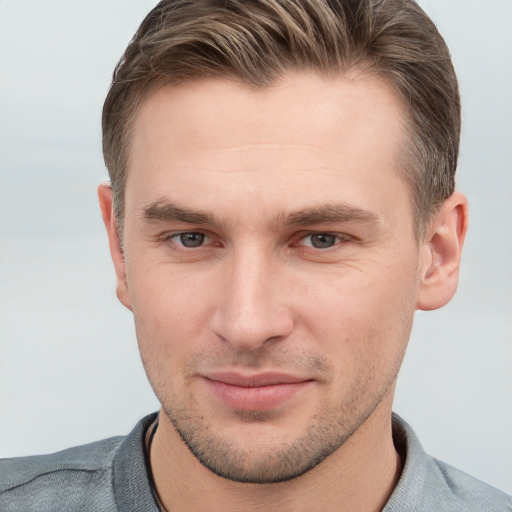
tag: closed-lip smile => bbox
[202,372,313,411]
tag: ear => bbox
[416,192,468,311]
[98,183,132,311]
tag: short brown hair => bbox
[102,0,460,239]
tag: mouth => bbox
[202,372,313,412]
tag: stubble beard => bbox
[159,374,393,484]
[139,314,411,485]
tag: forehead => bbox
[131,72,406,157]
[126,73,410,225]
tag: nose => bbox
[210,248,295,351]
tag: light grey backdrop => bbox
[1,0,511,495]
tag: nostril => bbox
[210,306,294,352]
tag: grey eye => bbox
[309,233,338,249]
[179,232,205,247]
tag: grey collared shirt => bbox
[1,413,511,511]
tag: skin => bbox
[99,72,468,511]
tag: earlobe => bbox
[416,192,469,311]
[98,183,132,310]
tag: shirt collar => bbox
[113,412,160,512]
[112,412,462,512]
[384,413,461,511]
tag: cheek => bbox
[297,258,418,355]
[128,264,217,358]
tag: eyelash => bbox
[159,231,352,251]
[160,231,216,249]
[295,232,351,249]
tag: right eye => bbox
[170,232,207,248]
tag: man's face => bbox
[117,73,425,483]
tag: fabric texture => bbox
[1,413,511,511]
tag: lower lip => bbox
[203,379,311,412]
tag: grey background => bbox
[1,0,511,495]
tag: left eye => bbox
[171,232,207,248]
[299,233,342,249]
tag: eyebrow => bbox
[282,204,379,227]
[142,201,221,226]
[142,200,379,228]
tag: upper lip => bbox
[203,372,310,388]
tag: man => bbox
[1,0,511,510]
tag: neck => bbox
[149,397,401,512]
